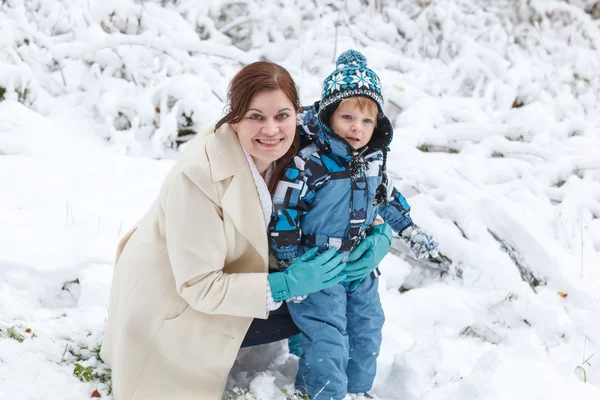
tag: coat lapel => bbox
[206,126,269,266]
[221,168,269,265]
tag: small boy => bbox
[268,50,439,400]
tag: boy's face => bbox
[330,100,377,150]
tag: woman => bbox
[101,61,391,400]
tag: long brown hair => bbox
[215,61,302,194]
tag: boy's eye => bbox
[364,118,373,124]
[342,114,352,120]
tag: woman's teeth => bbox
[257,139,282,144]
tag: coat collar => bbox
[204,125,269,265]
[206,124,246,182]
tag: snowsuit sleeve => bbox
[377,173,415,234]
[296,102,320,141]
[268,154,317,263]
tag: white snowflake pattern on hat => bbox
[350,70,373,88]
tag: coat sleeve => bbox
[163,171,268,319]
[378,174,415,234]
[268,154,318,262]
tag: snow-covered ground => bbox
[2,1,600,399]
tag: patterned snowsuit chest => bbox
[294,143,384,251]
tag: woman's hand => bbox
[268,248,346,302]
[343,222,393,281]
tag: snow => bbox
[1,0,600,399]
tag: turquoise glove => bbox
[343,223,393,290]
[268,247,346,302]
[288,333,303,357]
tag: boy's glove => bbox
[400,224,439,259]
[343,223,393,283]
[267,247,346,302]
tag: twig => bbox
[218,16,252,34]
[333,12,341,63]
[211,89,224,103]
[488,229,543,293]
[62,343,70,361]
[451,166,481,189]
[54,59,67,86]
[49,4,65,33]
[65,200,75,226]
[580,212,584,279]
[454,221,468,239]
[312,380,330,399]
[137,0,144,36]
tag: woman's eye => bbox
[249,114,262,120]
[277,113,289,120]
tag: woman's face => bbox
[232,89,297,173]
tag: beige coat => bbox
[101,125,270,400]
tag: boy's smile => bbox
[330,100,377,150]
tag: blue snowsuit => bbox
[268,103,415,399]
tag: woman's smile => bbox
[255,137,284,147]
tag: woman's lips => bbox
[256,138,284,147]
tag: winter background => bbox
[1,0,600,399]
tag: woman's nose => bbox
[262,119,278,135]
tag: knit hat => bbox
[318,49,393,206]
[321,49,384,114]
